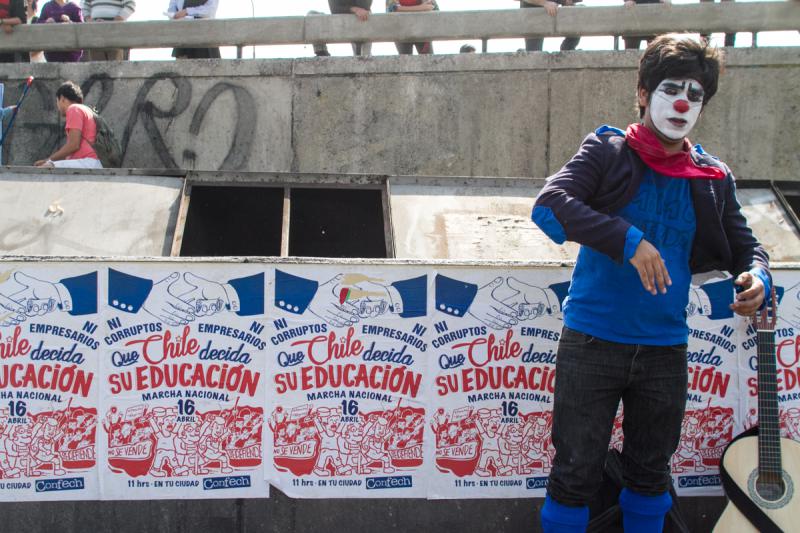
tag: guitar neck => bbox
[756,327,782,483]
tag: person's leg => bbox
[541,494,590,533]
[52,158,103,169]
[416,42,433,54]
[88,49,115,61]
[721,0,735,46]
[699,0,713,43]
[308,11,331,56]
[619,488,673,533]
[618,343,688,532]
[525,38,544,52]
[520,3,544,52]
[395,42,413,55]
[352,42,372,57]
[624,36,643,50]
[560,37,580,51]
[543,328,632,532]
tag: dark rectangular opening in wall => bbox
[180,186,283,256]
[289,188,386,258]
[783,195,800,223]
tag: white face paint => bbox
[648,78,705,141]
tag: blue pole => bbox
[0,76,34,148]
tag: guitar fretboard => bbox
[756,325,782,484]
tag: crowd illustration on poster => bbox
[0,262,798,501]
[99,266,269,499]
[0,267,99,500]
[428,271,566,498]
[265,268,429,497]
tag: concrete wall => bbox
[2,47,798,180]
[3,3,798,52]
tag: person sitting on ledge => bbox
[34,81,102,169]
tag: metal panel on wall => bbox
[0,173,183,257]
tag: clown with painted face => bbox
[646,78,705,141]
[533,35,770,533]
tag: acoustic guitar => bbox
[714,287,800,532]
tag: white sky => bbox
[122,0,799,61]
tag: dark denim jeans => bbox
[547,327,688,507]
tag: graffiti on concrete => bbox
[185,82,256,170]
[3,73,257,170]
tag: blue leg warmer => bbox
[619,488,672,533]
[540,494,589,533]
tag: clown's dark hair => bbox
[638,35,723,118]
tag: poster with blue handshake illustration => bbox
[0,262,798,500]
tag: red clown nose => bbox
[673,100,690,113]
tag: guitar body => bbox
[713,435,800,532]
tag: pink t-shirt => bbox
[65,104,98,160]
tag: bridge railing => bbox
[0,2,797,53]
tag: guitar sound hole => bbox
[756,476,786,502]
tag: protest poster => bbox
[427,268,568,498]
[0,260,795,502]
[0,264,100,500]
[265,266,430,497]
[99,264,269,499]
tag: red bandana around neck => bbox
[625,123,725,180]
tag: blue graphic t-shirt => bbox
[564,169,696,345]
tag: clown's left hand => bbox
[730,272,765,316]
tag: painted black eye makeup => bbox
[687,85,705,103]
[660,82,684,96]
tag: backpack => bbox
[89,108,123,168]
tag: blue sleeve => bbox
[108,268,153,313]
[435,275,477,317]
[623,226,644,263]
[59,271,98,316]
[228,273,264,316]
[274,270,318,315]
[531,205,566,245]
[391,275,427,318]
[698,278,734,321]
[749,267,772,310]
[532,132,634,264]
